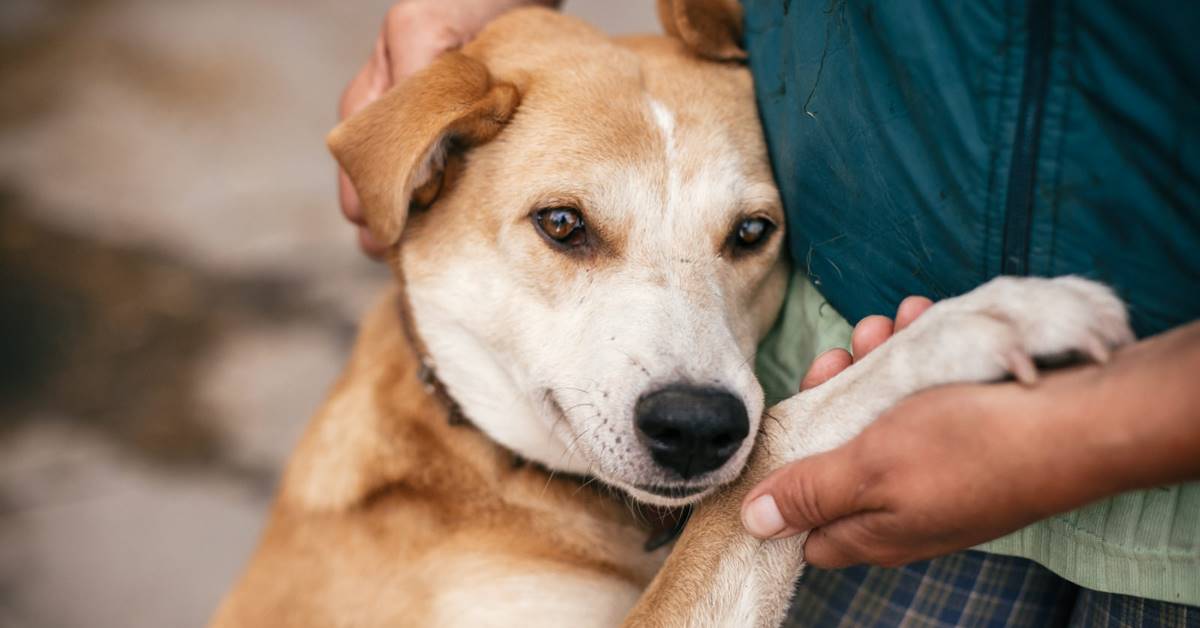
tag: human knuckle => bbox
[385,2,418,23]
[338,88,357,119]
[784,474,827,526]
[385,2,432,35]
[855,534,897,565]
[850,431,895,480]
[429,25,463,50]
[874,550,908,568]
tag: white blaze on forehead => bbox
[646,96,679,215]
[647,97,676,144]
[641,95,750,239]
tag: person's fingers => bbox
[357,227,388,259]
[802,521,870,569]
[337,31,395,258]
[741,449,865,539]
[339,34,391,120]
[800,348,853,390]
[804,513,918,569]
[336,3,476,262]
[801,299,932,391]
[339,169,364,224]
[382,4,466,82]
[851,315,894,359]
[339,68,368,121]
[895,296,934,332]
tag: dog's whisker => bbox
[571,473,602,497]
[736,350,756,373]
[762,409,784,429]
[539,469,559,498]
[539,420,606,500]
[561,422,601,462]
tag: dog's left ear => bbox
[328,51,520,247]
[657,0,746,61]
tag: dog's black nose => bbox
[634,385,749,479]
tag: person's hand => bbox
[741,306,1200,569]
[338,0,556,258]
[798,296,934,389]
[743,381,1066,567]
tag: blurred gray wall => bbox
[0,2,656,628]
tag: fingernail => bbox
[742,495,786,538]
[769,526,801,540]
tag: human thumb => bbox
[740,449,864,539]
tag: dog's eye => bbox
[533,207,587,248]
[730,216,776,252]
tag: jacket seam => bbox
[1045,0,1078,274]
[983,1,1014,281]
[1028,515,1200,561]
[1001,0,1057,276]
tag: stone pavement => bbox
[0,2,654,626]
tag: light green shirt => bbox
[755,272,1200,606]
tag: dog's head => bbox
[329,7,785,507]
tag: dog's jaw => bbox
[404,247,773,505]
[409,294,761,508]
[409,299,594,476]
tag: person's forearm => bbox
[1082,320,1200,485]
[1028,320,1200,512]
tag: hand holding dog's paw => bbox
[743,318,1200,569]
[743,380,1080,564]
[742,277,1143,564]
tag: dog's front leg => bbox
[624,276,1134,628]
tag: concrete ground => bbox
[0,2,655,626]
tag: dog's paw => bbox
[899,276,1135,385]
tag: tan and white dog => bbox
[211,3,1133,627]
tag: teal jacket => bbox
[744,0,1200,605]
[744,0,1199,337]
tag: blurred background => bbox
[0,2,656,626]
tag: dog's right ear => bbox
[657,0,746,61]
[327,52,520,247]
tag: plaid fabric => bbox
[1070,589,1200,627]
[783,550,1198,627]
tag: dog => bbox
[210,4,1133,627]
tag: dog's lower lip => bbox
[636,484,707,498]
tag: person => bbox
[336,1,1200,625]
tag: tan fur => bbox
[211,290,667,627]
[657,0,745,61]
[369,9,787,496]
[329,52,521,246]
[213,5,782,627]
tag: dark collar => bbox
[643,504,693,551]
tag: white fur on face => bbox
[648,97,677,184]
[404,91,785,507]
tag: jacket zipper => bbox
[1001,0,1056,276]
